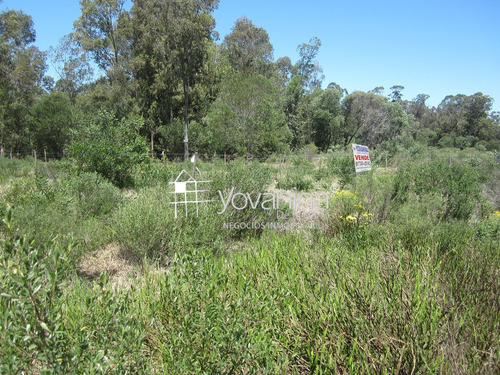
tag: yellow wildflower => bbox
[336,190,354,197]
[345,215,356,221]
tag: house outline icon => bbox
[169,170,212,218]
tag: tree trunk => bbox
[183,79,189,161]
[150,128,154,158]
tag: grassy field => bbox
[0,148,499,374]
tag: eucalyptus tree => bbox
[204,73,290,155]
[342,91,408,147]
[73,0,129,73]
[0,9,46,151]
[222,16,274,77]
[296,37,324,92]
[131,0,219,159]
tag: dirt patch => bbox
[268,187,330,223]
[122,189,139,199]
[78,243,142,290]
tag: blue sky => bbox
[2,0,499,111]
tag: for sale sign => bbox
[352,144,371,172]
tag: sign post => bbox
[352,144,371,173]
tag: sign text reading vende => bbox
[352,143,371,172]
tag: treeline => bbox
[1,0,499,161]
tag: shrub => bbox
[327,150,356,187]
[0,207,150,373]
[391,158,482,221]
[324,189,375,250]
[69,111,149,188]
[277,175,313,191]
[438,135,455,148]
[0,206,72,373]
[64,171,122,218]
[303,143,318,162]
[111,186,173,259]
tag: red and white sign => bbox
[352,144,371,172]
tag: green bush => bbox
[327,150,356,187]
[111,186,174,259]
[392,158,483,221]
[63,171,122,218]
[69,111,149,188]
[438,135,455,148]
[0,157,34,183]
[0,206,72,373]
[277,175,313,191]
[0,207,150,373]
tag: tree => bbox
[342,91,408,147]
[369,86,384,95]
[50,34,94,104]
[69,111,148,187]
[131,0,219,160]
[222,16,274,76]
[0,9,46,151]
[276,56,293,87]
[72,0,135,119]
[405,93,429,128]
[284,75,307,149]
[27,92,75,156]
[73,0,128,72]
[203,73,290,155]
[327,82,348,96]
[309,87,343,150]
[389,85,404,102]
[433,92,494,142]
[296,37,324,91]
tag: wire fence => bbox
[0,147,397,169]
[0,148,327,163]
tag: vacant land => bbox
[0,148,499,374]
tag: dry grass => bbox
[78,243,142,290]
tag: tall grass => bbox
[0,151,499,373]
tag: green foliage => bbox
[131,0,220,159]
[342,91,408,147]
[277,175,313,191]
[1,164,120,256]
[73,0,127,72]
[0,207,150,372]
[111,185,174,259]
[69,111,149,187]
[0,156,34,183]
[0,9,46,152]
[433,93,495,141]
[310,87,343,150]
[324,189,374,250]
[222,16,274,76]
[327,149,356,187]
[296,37,324,91]
[415,128,438,146]
[112,159,277,260]
[392,158,483,220]
[1,151,499,373]
[0,206,72,373]
[134,230,499,373]
[64,171,122,218]
[27,92,75,155]
[203,73,291,155]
